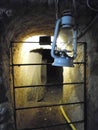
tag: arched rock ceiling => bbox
[0,0,98,40]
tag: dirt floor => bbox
[16,105,72,130]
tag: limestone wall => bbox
[11,42,46,107]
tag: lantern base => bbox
[52,57,74,67]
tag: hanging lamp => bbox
[51,0,77,67]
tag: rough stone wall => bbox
[0,38,14,129]
[85,25,98,130]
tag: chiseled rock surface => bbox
[0,103,14,130]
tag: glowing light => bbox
[24,36,39,42]
[23,36,39,51]
[23,36,52,50]
[56,37,65,50]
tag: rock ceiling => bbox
[0,0,98,40]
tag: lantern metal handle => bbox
[51,19,61,59]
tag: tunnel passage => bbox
[0,1,88,130]
[9,38,87,130]
[1,1,98,130]
[1,5,87,129]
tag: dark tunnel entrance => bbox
[41,48,63,102]
[45,60,63,102]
